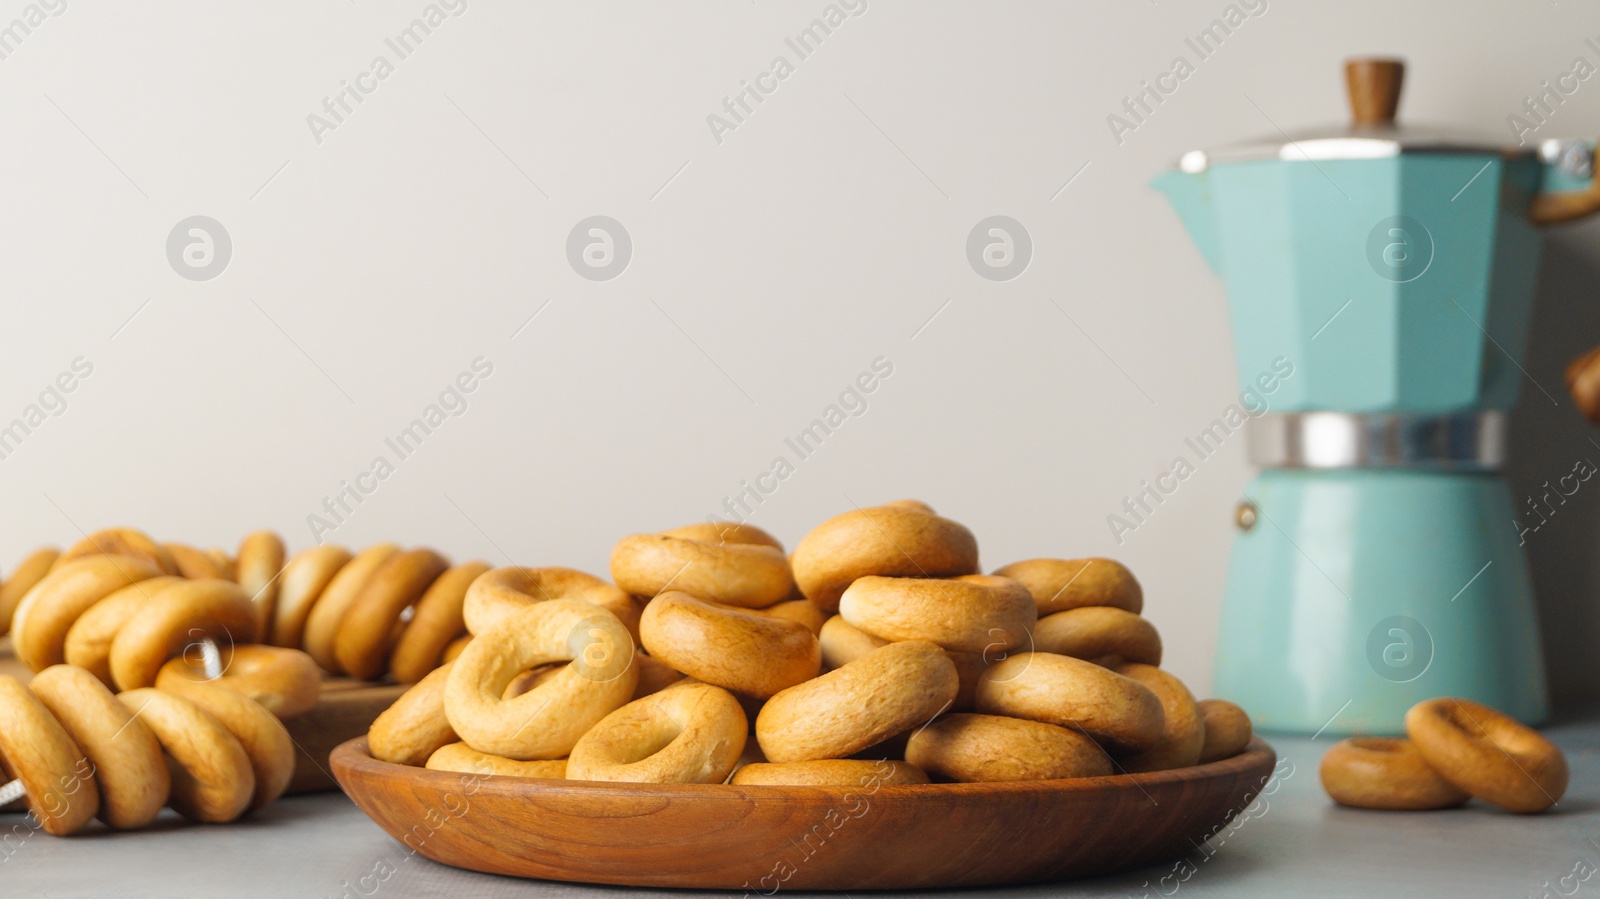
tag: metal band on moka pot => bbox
[1246,412,1506,472]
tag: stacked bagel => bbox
[370,500,1257,787]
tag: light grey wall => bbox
[2,0,1598,701]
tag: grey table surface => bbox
[5,711,1598,899]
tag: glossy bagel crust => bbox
[975,652,1165,754]
[445,600,639,760]
[791,503,980,613]
[108,578,260,690]
[235,531,287,633]
[1032,606,1162,667]
[334,547,451,680]
[156,644,321,718]
[0,674,99,835]
[818,615,887,671]
[57,528,178,576]
[1405,698,1568,813]
[157,678,295,810]
[11,555,164,672]
[390,560,492,684]
[462,566,640,642]
[991,557,1143,616]
[30,664,169,830]
[0,547,61,636]
[838,574,1035,652]
[906,712,1113,783]
[1112,663,1203,772]
[756,640,959,763]
[302,543,400,673]
[640,591,820,699]
[369,662,459,767]
[425,742,567,779]
[1319,737,1470,810]
[566,681,748,784]
[610,523,793,609]
[270,544,354,649]
[117,688,255,823]
[63,575,185,686]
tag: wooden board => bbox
[331,736,1279,890]
[0,637,402,796]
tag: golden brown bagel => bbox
[1405,698,1568,813]
[30,664,169,830]
[1113,663,1203,772]
[610,523,793,609]
[156,644,321,718]
[462,566,640,644]
[759,598,826,635]
[156,678,295,810]
[62,575,185,686]
[975,652,1165,753]
[118,688,254,823]
[445,599,638,760]
[108,578,260,690]
[756,641,958,763]
[1197,699,1254,763]
[1320,737,1469,810]
[235,531,287,633]
[838,574,1035,652]
[0,546,61,635]
[390,560,491,684]
[425,742,567,779]
[791,503,979,612]
[57,528,178,575]
[1033,606,1162,667]
[906,712,1112,782]
[369,662,458,767]
[334,547,451,680]
[269,544,353,648]
[818,615,887,670]
[11,555,164,672]
[302,543,400,673]
[567,681,747,784]
[731,759,929,786]
[165,542,231,579]
[0,674,99,835]
[639,591,820,698]
[991,557,1143,615]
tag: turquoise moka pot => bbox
[1154,59,1600,735]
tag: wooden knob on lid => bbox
[1345,57,1404,127]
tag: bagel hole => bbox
[1439,704,1492,740]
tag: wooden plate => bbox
[332,736,1277,890]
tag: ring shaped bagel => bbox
[792,503,980,612]
[117,688,255,823]
[640,591,820,699]
[0,547,60,636]
[610,523,794,609]
[425,742,567,779]
[567,681,747,784]
[30,665,169,829]
[819,615,887,671]
[730,759,930,787]
[445,600,638,760]
[64,576,185,686]
[334,548,451,680]
[1198,699,1254,763]
[1113,663,1203,772]
[155,678,295,810]
[839,575,1035,652]
[369,663,458,767]
[11,555,164,672]
[270,544,353,648]
[166,542,231,579]
[0,675,99,835]
[57,528,178,576]
[906,712,1113,783]
[235,531,287,633]
[109,578,260,691]
[976,652,1165,754]
[390,560,491,684]
[1033,607,1162,667]
[1320,737,1470,810]
[303,543,400,673]
[992,557,1143,616]
[756,640,958,763]
[463,566,641,643]
[1405,698,1568,813]
[156,644,321,718]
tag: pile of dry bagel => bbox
[370,500,1257,786]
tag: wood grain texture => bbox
[332,735,1277,890]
